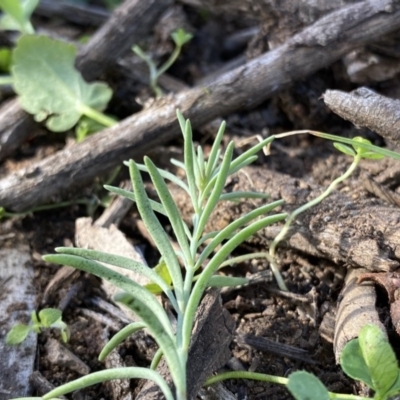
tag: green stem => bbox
[204,371,369,400]
[269,154,361,291]
[156,45,182,80]
[1,199,92,219]
[80,104,117,128]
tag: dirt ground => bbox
[2,1,400,400]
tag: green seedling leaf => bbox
[99,322,146,361]
[12,35,113,132]
[145,260,173,295]
[6,323,31,345]
[38,308,62,327]
[287,371,330,400]
[0,0,38,34]
[341,324,398,396]
[352,137,385,160]
[333,142,356,157]
[171,28,193,47]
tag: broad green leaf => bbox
[207,275,248,288]
[145,260,173,295]
[6,323,31,345]
[0,0,37,34]
[333,142,356,157]
[114,292,184,392]
[340,325,393,391]
[12,35,112,132]
[129,160,184,307]
[287,371,330,400]
[38,308,62,327]
[99,322,147,361]
[39,368,174,400]
[43,253,175,340]
[359,324,398,395]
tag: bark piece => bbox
[45,338,91,375]
[323,87,400,148]
[136,289,235,400]
[0,99,39,161]
[0,242,36,399]
[3,0,400,212]
[358,271,400,336]
[36,0,110,27]
[76,0,172,81]
[334,268,385,363]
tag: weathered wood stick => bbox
[1,0,400,212]
[324,87,400,147]
[76,0,172,81]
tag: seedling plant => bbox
[6,308,69,345]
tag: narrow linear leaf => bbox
[104,185,166,216]
[132,162,190,193]
[183,118,198,208]
[43,253,175,339]
[129,160,184,306]
[219,191,270,202]
[287,371,330,400]
[145,156,192,267]
[115,292,184,390]
[205,121,226,179]
[99,322,147,361]
[54,247,179,312]
[39,368,174,400]
[196,142,234,238]
[12,35,112,132]
[196,200,284,268]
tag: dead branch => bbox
[1,0,400,212]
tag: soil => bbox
[2,1,400,400]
